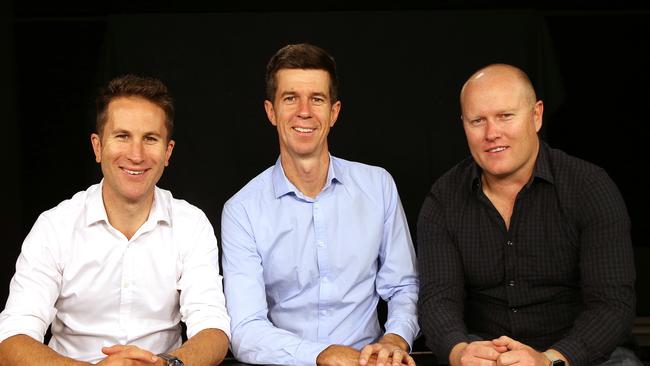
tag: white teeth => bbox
[294,127,315,133]
[124,169,144,175]
[488,147,506,153]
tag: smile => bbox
[293,127,315,133]
[486,146,507,153]
[122,168,145,175]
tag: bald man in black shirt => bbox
[417,64,639,366]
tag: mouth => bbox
[292,127,316,133]
[485,146,508,153]
[122,168,146,176]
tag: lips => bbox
[292,126,315,133]
[485,146,508,153]
[122,168,146,175]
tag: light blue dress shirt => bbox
[221,155,419,366]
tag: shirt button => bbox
[506,240,513,246]
[508,280,515,287]
[511,307,518,313]
[318,241,324,248]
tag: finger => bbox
[406,354,416,366]
[496,350,524,366]
[360,344,382,365]
[109,346,158,363]
[467,343,501,360]
[376,347,391,366]
[391,349,404,366]
[102,345,130,355]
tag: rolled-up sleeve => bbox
[177,212,231,340]
[0,214,61,344]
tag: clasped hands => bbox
[94,344,163,366]
[453,336,556,366]
[317,333,415,366]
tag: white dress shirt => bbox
[0,182,230,363]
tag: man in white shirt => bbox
[0,75,230,366]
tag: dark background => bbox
[1,0,648,353]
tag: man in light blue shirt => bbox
[221,43,419,366]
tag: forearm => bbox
[0,334,88,366]
[168,329,229,366]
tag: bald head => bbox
[460,64,537,114]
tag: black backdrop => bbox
[1,4,649,330]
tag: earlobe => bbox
[165,140,175,167]
[329,101,342,127]
[264,100,277,126]
[90,133,102,163]
[534,100,544,132]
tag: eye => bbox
[283,95,296,104]
[312,96,325,105]
[469,118,485,126]
[499,113,514,120]
[144,136,159,143]
[115,134,128,141]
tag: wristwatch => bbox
[543,351,566,366]
[157,353,184,366]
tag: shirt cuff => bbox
[439,331,472,363]
[551,338,589,366]
[294,339,330,366]
[385,322,419,351]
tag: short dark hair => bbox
[96,74,174,140]
[265,43,339,103]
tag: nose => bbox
[484,119,501,141]
[127,140,144,163]
[297,98,311,119]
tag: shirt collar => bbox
[469,140,554,193]
[272,154,341,199]
[85,180,171,227]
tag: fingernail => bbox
[152,356,158,362]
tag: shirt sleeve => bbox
[550,170,635,366]
[0,214,61,344]
[177,212,231,340]
[416,190,472,362]
[376,172,420,350]
[221,201,329,366]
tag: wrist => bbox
[543,350,567,366]
[449,342,468,366]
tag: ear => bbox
[329,100,342,127]
[164,139,175,167]
[533,100,544,132]
[91,133,102,163]
[264,100,277,126]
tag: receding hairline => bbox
[460,63,538,109]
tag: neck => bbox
[102,188,153,240]
[280,150,330,199]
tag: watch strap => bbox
[157,352,184,366]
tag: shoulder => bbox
[155,186,212,227]
[545,145,628,225]
[429,156,476,202]
[333,155,395,187]
[223,165,275,211]
[545,146,608,184]
[39,184,98,224]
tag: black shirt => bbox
[417,141,635,366]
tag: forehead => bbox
[275,69,331,94]
[462,76,528,114]
[105,97,166,130]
